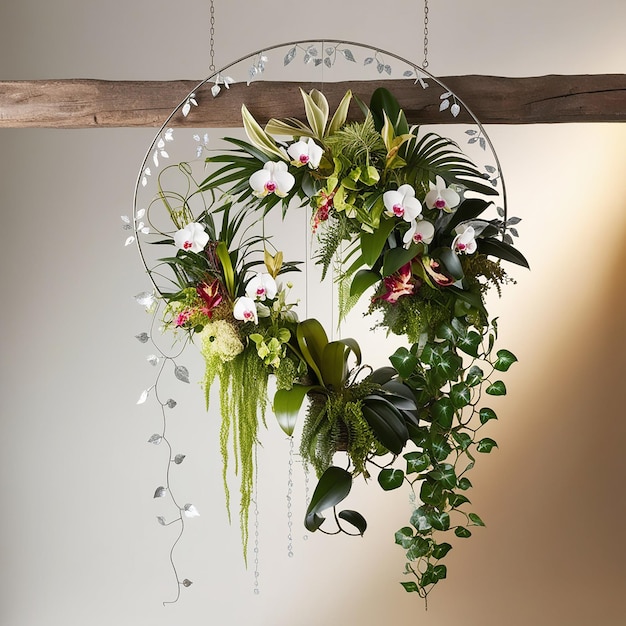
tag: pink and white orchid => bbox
[452,224,477,254]
[233,296,258,324]
[287,137,324,169]
[424,177,460,212]
[383,184,422,222]
[173,222,209,253]
[403,219,435,248]
[245,273,278,301]
[249,161,295,198]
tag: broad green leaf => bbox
[272,385,313,436]
[349,269,381,299]
[432,398,454,429]
[478,237,530,268]
[241,104,285,160]
[378,468,405,490]
[305,466,352,532]
[382,246,416,277]
[429,510,450,531]
[359,220,395,266]
[452,430,473,451]
[449,493,471,507]
[450,382,471,409]
[389,346,418,379]
[420,480,444,506]
[429,433,452,462]
[296,318,329,384]
[486,380,507,396]
[362,397,409,454]
[469,512,485,527]
[435,322,455,342]
[401,581,420,593]
[436,351,463,381]
[301,88,329,140]
[454,526,472,538]
[494,349,518,372]
[321,341,350,389]
[428,463,457,489]
[432,542,453,559]
[479,407,498,424]
[327,90,353,135]
[466,365,484,387]
[394,526,414,548]
[477,437,498,453]
[458,330,481,357]
[406,536,431,560]
[433,247,464,280]
[458,477,473,490]
[433,564,447,580]
[215,241,235,297]
[404,451,430,474]
[338,509,367,535]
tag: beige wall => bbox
[1,1,625,625]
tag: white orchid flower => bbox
[245,273,278,301]
[233,297,258,324]
[173,222,209,253]
[452,224,477,254]
[383,184,422,222]
[249,161,295,198]
[403,219,435,248]
[424,176,460,212]
[287,137,324,169]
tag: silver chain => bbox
[209,0,216,73]
[422,0,429,69]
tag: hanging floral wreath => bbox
[143,86,528,600]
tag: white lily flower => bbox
[173,222,209,253]
[233,297,258,324]
[383,184,422,222]
[424,176,460,212]
[452,224,477,254]
[245,273,278,301]
[287,137,324,169]
[403,219,435,248]
[249,161,295,198]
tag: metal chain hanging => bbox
[209,0,216,73]
[422,0,429,69]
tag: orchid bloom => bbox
[452,224,477,254]
[287,138,324,169]
[424,177,460,212]
[375,262,416,304]
[245,273,278,301]
[233,296,258,324]
[383,184,422,222]
[173,222,209,253]
[249,161,295,198]
[403,219,435,249]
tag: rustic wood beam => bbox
[1,75,625,129]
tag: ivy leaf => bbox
[432,542,453,559]
[406,536,431,560]
[465,365,484,387]
[429,510,451,531]
[452,430,473,451]
[401,581,420,593]
[420,480,444,506]
[494,349,518,371]
[450,382,471,409]
[479,407,498,424]
[431,398,454,429]
[404,451,430,474]
[395,526,414,548]
[458,477,473,490]
[477,438,498,453]
[389,346,418,379]
[486,380,507,396]
[378,468,405,490]
[458,331,481,357]
[469,512,486,526]
[428,463,457,489]
[429,433,452,462]
[455,526,472,538]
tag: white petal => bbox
[124,236,135,246]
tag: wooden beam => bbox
[1,75,625,129]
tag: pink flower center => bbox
[435,198,446,209]
[393,204,405,217]
[456,242,466,251]
[256,287,266,297]
[243,309,254,320]
[413,233,423,243]
[265,180,277,193]
[183,240,193,250]
[299,154,309,164]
